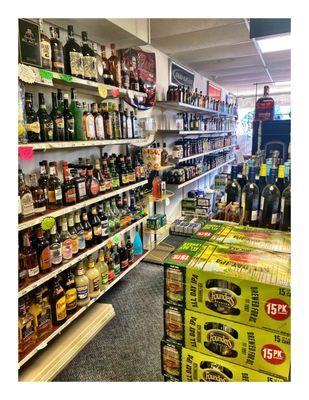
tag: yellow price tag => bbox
[98,84,108,98]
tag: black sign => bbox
[170,61,194,88]
[250,19,291,39]
[18,19,42,67]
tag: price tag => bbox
[98,84,108,98]
[18,63,36,83]
[18,146,34,161]
[39,69,54,80]
[111,88,120,97]
[41,217,56,231]
[59,73,73,83]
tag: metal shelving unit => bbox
[155,101,238,117]
[172,145,236,163]
[157,129,235,136]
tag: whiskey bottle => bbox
[74,211,86,251]
[81,31,97,82]
[86,166,100,198]
[37,93,53,142]
[60,217,73,260]
[63,94,74,141]
[85,255,101,298]
[19,169,35,218]
[25,92,40,143]
[47,162,63,209]
[71,165,87,202]
[89,206,103,244]
[259,168,280,229]
[50,276,67,325]
[93,43,104,83]
[69,89,84,141]
[75,261,90,307]
[49,221,62,265]
[101,102,113,140]
[101,45,114,85]
[62,161,76,206]
[20,231,40,281]
[68,213,79,255]
[49,26,64,73]
[28,289,52,340]
[39,19,52,70]
[102,157,113,191]
[50,92,65,141]
[81,210,93,248]
[254,85,275,121]
[63,25,84,78]
[18,298,36,353]
[241,167,260,227]
[36,227,52,273]
[63,268,77,314]
[119,157,129,187]
[98,204,109,238]
[108,43,121,87]
[91,103,105,139]
[93,159,105,193]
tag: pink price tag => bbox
[19,146,34,161]
[111,88,120,97]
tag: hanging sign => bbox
[41,217,56,231]
[39,69,54,80]
[207,81,222,100]
[18,63,36,84]
[18,146,34,161]
[98,84,108,98]
[170,61,195,88]
[111,88,120,97]
[59,73,73,83]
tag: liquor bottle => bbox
[74,211,86,251]
[129,65,139,91]
[89,206,103,244]
[69,89,84,141]
[91,42,103,83]
[254,85,275,121]
[82,102,96,140]
[71,165,87,202]
[284,161,291,188]
[85,255,101,298]
[122,195,132,226]
[68,213,79,255]
[126,156,136,184]
[63,94,74,141]
[109,159,120,190]
[224,165,241,205]
[47,162,62,209]
[259,168,280,229]
[36,227,52,272]
[28,289,52,339]
[19,169,35,218]
[37,93,53,142]
[119,157,129,187]
[111,103,121,139]
[108,43,121,87]
[18,299,36,353]
[38,19,52,70]
[93,159,105,193]
[50,276,67,325]
[75,261,90,307]
[119,101,127,139]
[85,167,100,198]
[50,92,65,141]
[63,268,77,314]
[25,92,40,143]
[29,173,46,215]
[91,103,105,139]
[98,204,109,238]
[81,210,93,248]
[60,217,73,260]
[111,198,121,230]
[121,59,130,89]
[161,143,169,166]
[63,25,84,78]
[241,167,260,227]
[101,45,114,85]
[97,249,108,288]
[101,102,112,140]
[126,235,134,263]
[49,221,62,265]
[276,165,286,194]
[49,26,64,73]
[105,246,114,281]
[258,163,267,195]
[101,157,113,192]
[20,231,40,281]
[152,172,162,199]
[125,108,133,139]
[18,254,28,289]
[81,31,97,82]
[62,162,76,205]
[119,240,129,270]
[112,245,120,277]
[105,201,115,234]
[280,182,291,231]
[236,164,248,190]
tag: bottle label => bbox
[86,115,96,139]
[83,55,97,80]
[129,172,136,183]
[66,118,74,137]
[62,239,72,260]
[90,180,100,196]
[121,259,129,269]
[78,182,87,197]
[112,176,120,189]
[40,246,51,271]
[108,270,115,281]
[101,272,108,284]
[55,117,64,131]
[28,265,40,277]
[37,309,51,331]
[260,196,264,211]
[41,40,52,67]
[65,288,77,310]
[21,193,34,217]
[95,117,105,139]
[26,121,40,133]
[55,188,63,201]
[50,244,62,265]
[101,221,109,236]
[281,198,285,213]
[18,196,22,214]
[52,47,64,69]
[48,190,56,203]
[71,234,79,254]
[93,225,102,237]
[77,285,88,300]
[21,320,35,342]
[99,182,106,192]
[92,277,100,292]
[251,210,258,221]
[42,121,54,140]
[69,51,84,76]
[122,173,129,185]
[105,179,113,191]
[84,230,93,241]
[55,296,67,321]
[65,188,76,203]
[77,231,86,250]
[271,213,278,224]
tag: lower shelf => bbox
[18,303,115,382]
[18,251,149,369]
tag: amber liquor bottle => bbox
[47,161,63,209]
[108,43,121,87]
[30,173,46,215]
[62,161,76,206]
[49,26,64,73]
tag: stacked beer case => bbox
[161,221,291,382]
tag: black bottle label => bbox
[52,47,64,70]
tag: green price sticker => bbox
[41,217,56,231]
[113,234,120,245]
[39,69,54,80]
[59,73,73,83]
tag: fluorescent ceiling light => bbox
[257,34,291,53]
[274,81,291,86]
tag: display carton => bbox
[164,238,290,335]
[161,339,285,382]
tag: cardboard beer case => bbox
[162,305,290,379]
[164,238,290,335]
[161,339,286,382]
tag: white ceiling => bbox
[150,18,291,97]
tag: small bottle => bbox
[36,227,52,273]
[63,94,74,141]
[68,213,79,255]
[86,167,100,198]
[89,206,103,244]
[81,210,93,248]
[74,211,86,251]
[112,245,121,277]
[85,255,101,298]
[49,222,62,265]
[47,162,63,209]
[62,161,76,206]
[49,26,64,73]
[75,261,90,307]
[30,173,46,215]
[20,231,40,281]
[63,268,77,314]
[50,276,67,325]
[19,169,35,218]
[152,172,162,199]
[105,247,114,282]
[96,249,108,288]
[60,217,73,260]
[18,299,36,353]
[91,103,105,140]
[98,204,109,238]
[28,289,52,340]
[119,240,129,270]
[161,143,169,166]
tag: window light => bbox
[257,34,291,53]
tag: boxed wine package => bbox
[162,305,290,379]
[161,339,285,382]
[164,238,290,335]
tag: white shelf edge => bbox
[18,249,150,369]
[173,145,236,163]
[155,101,238,117]
[18,180,148,231]
[18,216,148,298]
[157,130,235,135]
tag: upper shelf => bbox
[157,129,235,136]
[155,101,238,117]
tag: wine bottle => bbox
[225,165,241,205]
[259,168,280,229]
[280,182,291,231]
[63,25,84,78]
[242,167,260,227]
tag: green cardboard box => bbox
[164,239,290,335]
[161,339,286,382]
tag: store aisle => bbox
[54,260,164,382]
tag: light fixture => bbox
[274,81,291,86]
[256,34,291,53]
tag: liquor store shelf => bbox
[21,64,147,98]
[167,158,235,189]
[18,215,148,298]
[172,145,237,163]
[18,250,149,369]
[18,180,148,231]
[18,138,151,151]
[155,101,238,117]
[146,190,174,203]
[157,129,235,136]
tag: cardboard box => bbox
[162,306,290,379]
[161,340,285,382]
[193,221,290,254]
[164,239,290,335]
